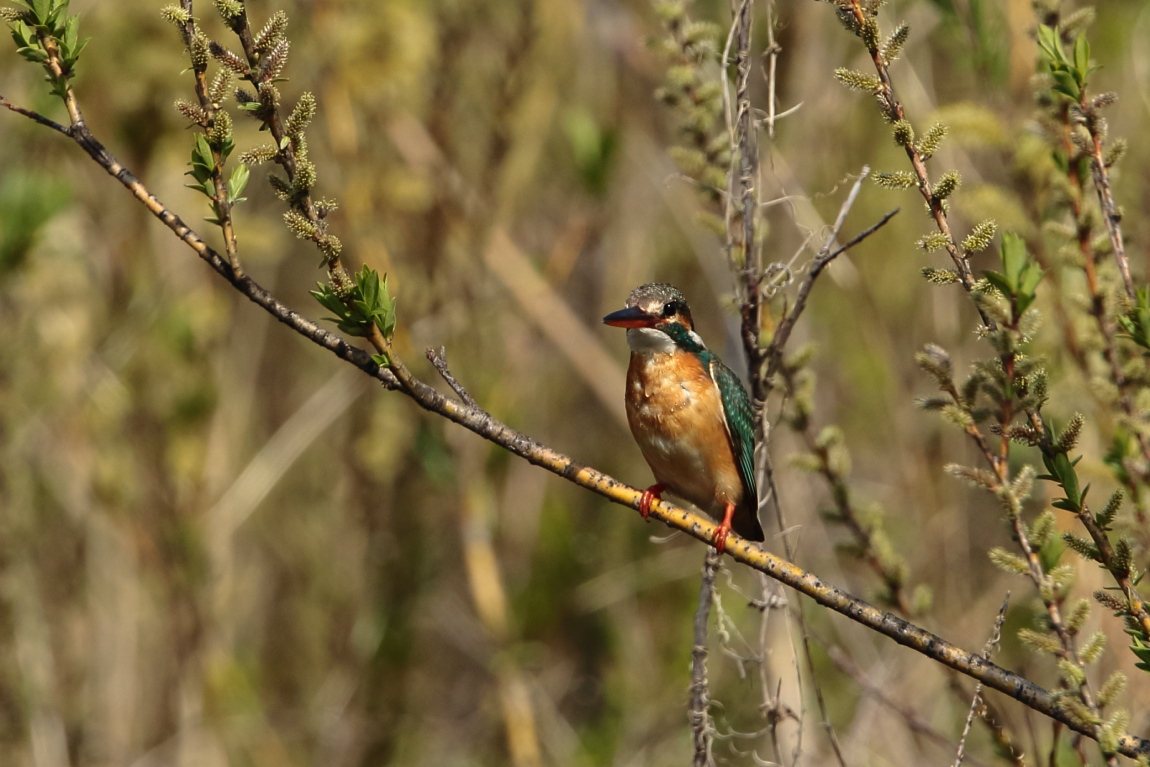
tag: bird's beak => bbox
[603,306,655,328]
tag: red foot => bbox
[638,483,666,522]
[712,502,737,555]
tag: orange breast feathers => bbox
[624,351,746,516]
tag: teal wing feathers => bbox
[708,357,757,502]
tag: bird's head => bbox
[603,283,702,354]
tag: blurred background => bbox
[2,0,1149,765]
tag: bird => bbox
[603,282,763,554]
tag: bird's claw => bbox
[713,501,736,554]
[712,523,731,555]
[638,483,665,522]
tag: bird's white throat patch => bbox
[626,326,707,355]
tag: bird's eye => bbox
[661,301,678,318]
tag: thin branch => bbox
[691,550,721,767]
[953,594,1010,767]
[7,80,1150,767]
[0,94,70,133]
[1086,134,1135,301]
[426,346,483,411]
[826,646,992,767]
[764,201,898,381]
[178,0,242,276]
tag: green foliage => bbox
[833,67,881,92]
[1129,636,1150,673]
[921,267,959,285]
[1037,415,1087,514]
[1036,24,1094,102]
[5,0,88,98]
[914,123,948,159]
[961,219,997,254]
[185,132,245,225]
[983,232,1043,319]
[0,169,68,272]
[1116,289,1150,350]
[988,547,1028,575]
[931,171,961,201]
[879,23,909,64]
[563,108,619,198]
[311,266,397,361]
[873,170,916,189]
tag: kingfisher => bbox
[603,283,763,553]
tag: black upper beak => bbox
[602,305,655,329]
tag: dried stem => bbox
[426,346,483,411]
[690,550,721,767]
[764,201,898,383]
[730,0,763,401]
[952,594,1009,767]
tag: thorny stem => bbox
[179,0,242,277]
[5,71,1150,767]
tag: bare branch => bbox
[426,346,483,411]
[953,594,1010,767]
[690,550,721,767]
[0,94,71,134]
[764,199,898,381]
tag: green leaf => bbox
[1001,231,1026,282]
[1073,34,1089,85]
[30,0,49,24]
[227,163,249,200]
[983,270,1012,298]
[1039,23,1062,64]
[1051,70,1080,100]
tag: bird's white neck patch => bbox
[626,326,707,355]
